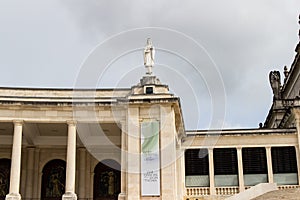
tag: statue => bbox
[298,14,300,40]
[107,171,115,195]
[0,174,7,197]
[269,70,281,99]
[144,38,155,75]
[49,173,64,197]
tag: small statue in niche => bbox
[269,70,282,99]
[107,171,115,195]
[0,174,8,197]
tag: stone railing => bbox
[185,185,300,199]
[245,186,251,190]
[185,186,239,196]
[278,185,300,190]
[215,187,239,195]
[186,187,210,196]
[245,184,300,191]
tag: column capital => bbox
[265,146,272,149]
[236,147,242,150]
[208,147,214,151]
[13,120,23,126]
[78,147,86,152]
[119,119,126,125]
[67,120,77,126]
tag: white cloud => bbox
[0,0,299,128]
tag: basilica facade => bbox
[1,20,300,200]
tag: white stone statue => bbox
[144,38,155,75]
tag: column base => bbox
[62,192,77,200]
[118,193,126,200]
[6,193,21,200]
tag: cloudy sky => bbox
[0,0,299,129]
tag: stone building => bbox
[0,19,300,200]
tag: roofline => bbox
[0,86,131,91]
[281,42,300,96]
[186,127,296,136]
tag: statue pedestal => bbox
[140,76,161,86]
[118,193,126,200]
[5,193,21,200]
[62,192,77,200]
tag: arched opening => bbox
[41,159,66,200]
[93,159,121,200]
[0,159,11,200]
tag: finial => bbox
[296,15,300,53]
[298,14,300,40]
[284,65,289,78]
[143,38,155,75]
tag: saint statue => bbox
[107,171,115,195]
[269,70,281,99]
[144,38,155,75]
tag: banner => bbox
[141,121,160,196]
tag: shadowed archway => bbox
[0,159,11,200]
[41,159,66,200]
[93,159,121,200]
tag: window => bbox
[272,147,297,173]
[185,149,209,176]
[242,147,267,174]
[214,148,238,175]
[145,87,153,94]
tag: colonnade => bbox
[5,121,78,200]
[185,145,300,194]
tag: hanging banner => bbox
[141,121,160,196]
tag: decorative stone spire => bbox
[284,66,289,78]
[298,14,300,40]
[296,15,300,53]
[143,38,155,75]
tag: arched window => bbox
[93,159,120,200]
[41,159,66,200]
[0,159,11,200]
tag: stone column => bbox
[295,146,300,184]
[78,148,86,198]
[25,147,35,198]
[265,146,274,183]
[90,172,94,199]
[181,150,187,197]
[33,148,40,198]
[176,149,185,198]
[295,115,300,159]
[161,106,177,199]
[126,107,140,199]
[208,148,215,195]
[85,152,91,199]
[118,122,126,200]
[6,120,23,200]
[295,114,300,184]
[20,148,27,197]
[63,121,77,200]
[237,147,245,192]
